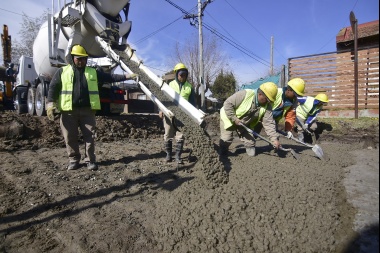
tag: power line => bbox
[316,0,360,53]
[164,0,271,67]
[223,0,287,62]
[204,10,260,76]
[134,16,183,45]
[0,7,25,16]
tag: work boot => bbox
[245,147,256,157]
[67,162,79,171]
[165,140,172,162]
[175,141,184,164]
[87,162,98,171]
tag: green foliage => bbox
[210,71,237,102]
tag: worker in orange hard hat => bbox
[296,93,329,142]
[272,78,306,139]
[219,82,281,157]
[159,63,196,164]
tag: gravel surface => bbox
[0,68,378,253]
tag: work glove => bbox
[126,73,139,81]
[46,102,56,121]
[286,131,293,139]
[158,111,164,119]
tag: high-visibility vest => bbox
[272,88,293,121]
[59,66,100,111]
[169,80,192,101]
[296,96,321,120]
[220,89,267,129]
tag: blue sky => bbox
[1,0,379,86]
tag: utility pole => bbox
[184,0,213,110]
[270,36,274,75]
[198,0,205,110]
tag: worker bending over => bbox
[272,78,305,139]
[219,82,281,157]
[296,93,329,142]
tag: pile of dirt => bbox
[0,112,164,151]
[0,109,378,253]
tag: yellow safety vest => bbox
[220,89,267,129]
[169,80,192,101]
[58,66,100,111]
[296,96,321,120]
[272,88,292,121]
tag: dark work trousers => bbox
[60,107,97,164]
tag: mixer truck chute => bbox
[13,0,205,126]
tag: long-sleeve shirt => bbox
[272,87,298,131]
[223,89,279,142]
[297,96,323,124]
[47,65,128,107]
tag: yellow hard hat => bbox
[174,63,187,72]
[315,93,329,103]
[259,82,278,102]
[288,78,305,96]
[71,45,88,56]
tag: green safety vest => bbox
[169,80,192,101]
[58,66,100,111]
[272,88,292,121]
[220,89,267,129]
[296,96,321,120]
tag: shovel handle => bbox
[239,123,272,145]
[276,130,314,148]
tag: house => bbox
[336,20,379,51]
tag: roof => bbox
[336,20,379,43]
[240,74,280,90]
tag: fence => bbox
[288,46,379,112]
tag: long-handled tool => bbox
[277,130,324,159]
[239,123,299,159]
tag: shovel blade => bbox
[312,144,324,159]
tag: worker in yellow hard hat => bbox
[219,82,281,157]
[158,63,196,164]
[296,93,329,142]
[272,78,306,139]
[47,44,139,171]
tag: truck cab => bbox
[13,56,37,114]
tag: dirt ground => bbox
[0,107,378,253]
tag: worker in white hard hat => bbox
[219,82,281,157]
[159,63,196,164]
[47,44,139,171]
[272,78,306,139]
[296,93,329,142]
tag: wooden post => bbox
[350,11,359,119]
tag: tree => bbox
[170,33,230,107]
[209,70,237,102]
[11,10,48,63]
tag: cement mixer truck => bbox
[13,0,206,126]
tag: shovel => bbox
[239,123,299,159]
[277,130,324,159]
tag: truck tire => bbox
[13,87,28,114]
[35,84,46,116]
[27,88,36,115]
